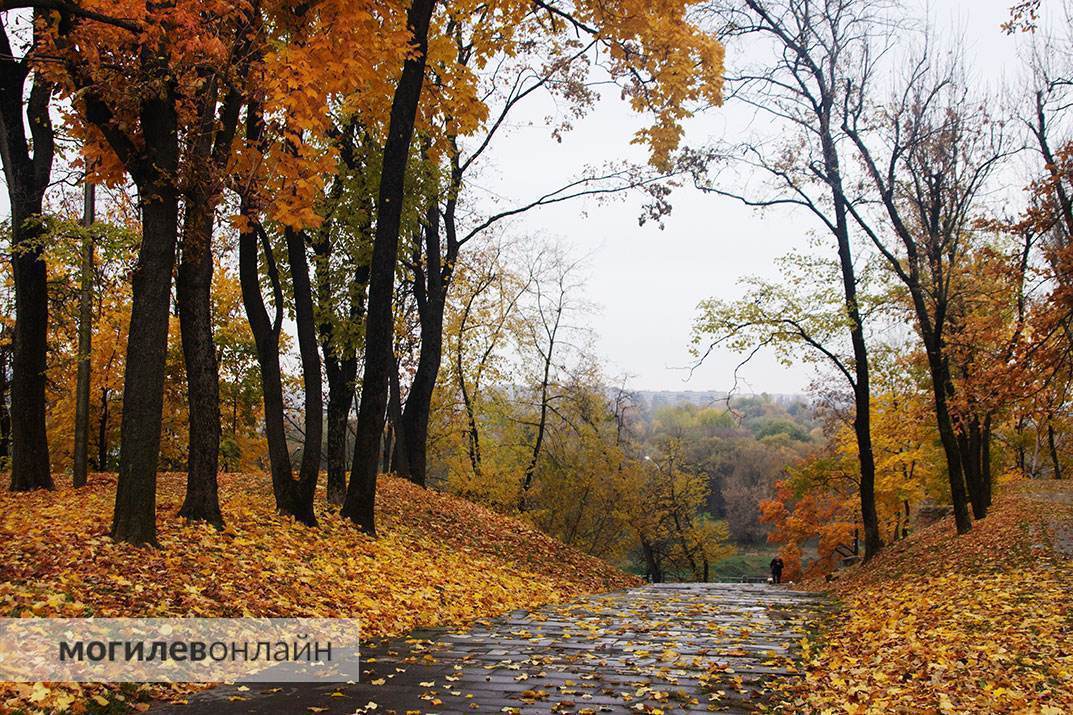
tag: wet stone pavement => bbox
[155,583,829,714]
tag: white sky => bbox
[470,0,1032,395]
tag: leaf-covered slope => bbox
[781,479,1073,714]
[0,474,637,626]
[0,473,638,712]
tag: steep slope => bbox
[779,480,1073,714]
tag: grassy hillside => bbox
[778,479,1073,714]
[0,473,638,712]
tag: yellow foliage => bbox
[0,474,637,713]
[776,480,1073,714]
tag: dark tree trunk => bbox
[397,204,449,487]
[70,40,184,544]
[324,353,357,506]
[957,415,987,520]
[112,178,180,546]
[0,24,54,492]
[109,74,181,544]
[176,72,243,525]
[641,538,662,584]
[285,227,321,524]
[341,0,437,534]
[97,387,110,471]
[1049,422,1062,480]
[817,119,881,561]
[924,348,973,534]
[316,246,367,505]
[239,213,313,524]
[8,207,51,492]
[176,201,223,525]
[237,104,315,525]
[73,183,95,487]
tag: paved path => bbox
[1025,481,1073,556]
[154,583,828,714]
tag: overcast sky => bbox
[0,1,1048,397]
[472,0,1034,395]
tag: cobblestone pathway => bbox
[156,583,829,714]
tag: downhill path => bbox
[155,583,828,714]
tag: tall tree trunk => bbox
[73,182,95,487]
[819,121,881,562]
[1049,421,1062,480]
[237,104,315,524]
[88,48,183,544]
[324,354,357,505]
[285,227,321,524]
[112,174,180,546]
[176,201,223,525]
[341,0,437,534]
[317,248,366,506]
[239,214,312,524]
[175,69,243,524]
[0,25,54,492]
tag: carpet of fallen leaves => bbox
[774,478,1073,714]
[0,473,638,713]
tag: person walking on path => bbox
[770,557,784,584]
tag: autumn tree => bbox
[693,245,890,558]
[340,0,439,533]
[42,1,264,542]
[517,248,589,509]
[690,0,887,559]
[631,446,733,583]
[312,122,376,505]
[0,7,54,491]
[843,48,1011,531]
[32,210,136,473]
[173,7,254,527]
[445,241,532,481]
[345,0,724,533]
[391,3,700,487]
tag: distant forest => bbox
[626,393,818,546]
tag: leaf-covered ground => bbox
[776,479,1073,714]
[0,473,638,713]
